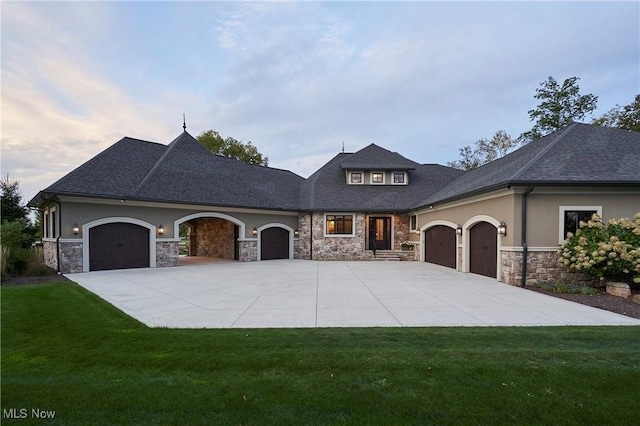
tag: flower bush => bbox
[559,213,640,284]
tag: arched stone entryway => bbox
[175,213,245,262]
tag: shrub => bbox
[559,213,640,284]
[0,220,33,276]
[24,245,51,276]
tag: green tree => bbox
[1,174,27,223]
[592,94,640,132]
[197,130,269,166]
[1,220,32,275]
[448,130,518,171]
[520,76,598,142]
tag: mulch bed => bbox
[1,272,72,286]
[527,286,640,320]
[3,273,640,320]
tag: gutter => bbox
[521,187,534,287]
[53,199,62,274]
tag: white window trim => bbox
[49,207,57,239]
[370,171,385,185]
[558,206,602,244]
[391,171,408,185]
[348,171,364,185]
[324,213,356,237]
[409,214,418,232]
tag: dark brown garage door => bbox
[261,227,289,260]
[89,223,150,271]
[424,225,456,269]
[469,222,497,278]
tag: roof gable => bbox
[339,144,419,170]
[301,145,463,211]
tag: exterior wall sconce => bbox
[497,222,507,236]
[456,225,462,236]
[252,227,258,236]
[158,225,164,235]
[294,229,300,237]
[73,224,80,235]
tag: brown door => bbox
[424,225,456,269]
[89,222,150,271]
[469,222,497,278]
[261,227,289,260]
[369,217,391,250]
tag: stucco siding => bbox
[525,189,640,247]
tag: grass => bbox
[2,282,639,425]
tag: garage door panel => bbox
[469,222,497,278]
[89,223,150,271]
[424,225,456,269]
[261,227,289,260]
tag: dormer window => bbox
[392,172,406,185]
[349,172,364,184]
[371,172,385,184]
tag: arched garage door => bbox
[424,225,456,269]
[261,227,289,260]
[469,222,497,278]
[89,223,150,271]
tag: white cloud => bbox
[1,1,638,204]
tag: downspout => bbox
[521,187,534,287]
[53,200,62,274]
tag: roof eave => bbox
[414,180,640,210]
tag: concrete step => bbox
[374,251,402,261]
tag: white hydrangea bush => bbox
[559,213,640,284]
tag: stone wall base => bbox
[43,240,58,271]
[239,240,257,262]
[42,240,84,274]
[157,241,179,267]
[501,250,601,287]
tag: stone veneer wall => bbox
[310,212,374,261]
[156,241,179,267]
[42,240,83,273]
[239,240,257,262]
[392,215,410,250]
[43,240,58,271]
[500,249,600,287]
[296,213,312,260]
[191,218,235,259]
[60,241,83,273]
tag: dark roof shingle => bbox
[414,123,640,208]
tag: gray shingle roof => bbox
[340,143,418,170]
[31,137,166,201]
[29,123,639,213]
[31,132,305,210]
[300,144,463,212]
[415,123,640,208]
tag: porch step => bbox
[373,250,402,261]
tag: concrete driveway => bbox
[68,259,640,328]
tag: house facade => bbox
[29,123,640,286]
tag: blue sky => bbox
[2,1,638,203]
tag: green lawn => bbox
[2,282,639,425]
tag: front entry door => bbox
[369,217,391,250]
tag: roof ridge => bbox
[133,132,193,195]
[510,123,578,181]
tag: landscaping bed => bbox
[527,285,640,319]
